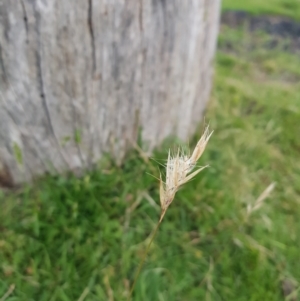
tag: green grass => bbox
[223,0,300,20]
[1,15,300,301]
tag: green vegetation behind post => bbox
[223,0,300,20]
[1,3,300,300]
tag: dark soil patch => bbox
[221,10,300,51]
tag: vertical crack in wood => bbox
[95,10,104,168]
[19,0,29,44]
[88,0,96,73]
[0,43,7,84]
[87,0,98,169]
[139,0,143,32]
[34,9,71,170]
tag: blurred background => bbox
[1,0,300,300]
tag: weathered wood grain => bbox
[0,0,220,184]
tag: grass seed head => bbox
[159,126,213,221]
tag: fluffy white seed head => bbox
[159,126,213,221]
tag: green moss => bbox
[74,129,82,144]
[13,142,23,166]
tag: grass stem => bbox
[127,220,162,300]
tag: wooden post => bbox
[0,0,220,184]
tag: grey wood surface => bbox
[0,0,220,185]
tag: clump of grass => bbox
[128,127,213,299]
